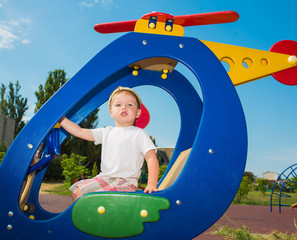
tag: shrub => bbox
[0,141,7,153]
[91,162,99,177]
[255,178,269,195]
[61,154,90,188]
[0,152,5,165]
[44,156,64,180]
[234,176,252,203]
[158,165,167,181]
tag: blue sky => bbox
[0,0,296,178]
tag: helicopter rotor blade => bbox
[94,11,239,34]
[174,11,239,26]
[94,20,137,34]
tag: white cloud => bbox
[0,18,31,49]
[21,39,31,44]
[80,1,95,7]
[0,27,17,49]
[100,0,113,10]
[80,0,114,10]
[0,1,32,49]
[0,0,6,9]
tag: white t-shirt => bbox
[91,126,156,187]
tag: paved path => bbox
[39,194,297,239]
[194,204,297,239]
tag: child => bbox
[59,86,159,201]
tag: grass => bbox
[212,224,297,240]
[40,181,71,196]
[235,190,297,207]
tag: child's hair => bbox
[108,86,142,110]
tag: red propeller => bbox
[270,40,297,85]
[94,11,239,34]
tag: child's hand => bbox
[143,184,158,194]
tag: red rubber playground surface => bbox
[39,194,297,239]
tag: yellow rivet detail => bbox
[132,70,139,76]
[134,65,140,70]
[23,205,28,211]
[134,19,184,37]
[161,73,167,79]
[163,69,169,74]
[140,209,148,218]
[98,206,105,214]
[29,215,35,220]
[288,55,297,65]
[149,22,156,29]
[165,25,172,32]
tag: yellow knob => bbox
[29,215,35,220]
[165,25,172,32]
[132,70,139,76]
[149,22,156,29]
[140,209,148,218]
[161,73,167,79]
[98,206,105,214]
[23,205,29,211]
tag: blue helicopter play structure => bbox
[0,11,296,239]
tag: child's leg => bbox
[71,192,76,201]
[71,186,83,201]
[109,178,136,192]
[70,177,104,201]
[70,177,136,202]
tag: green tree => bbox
[244,172,256,183]
[255,178,269,195]
[61,154,90,188]
[34,69,68,113]
[234,176,252,203]
[0,141,7,153]
[0,81,28,136]
[158,165,167,181]
[92,162,99,177]
[44,156,64,181]
[0,152,5,165]
[0,84,8,115]
[0,142,7,165]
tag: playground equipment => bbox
[270,163,297,213]
[0,11,296,240]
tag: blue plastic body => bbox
[0,32,247,239]
[28,128,60,174]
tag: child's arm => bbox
[59,117,95,142]
[144,149,159,194]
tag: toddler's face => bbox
[109,92,141,127]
